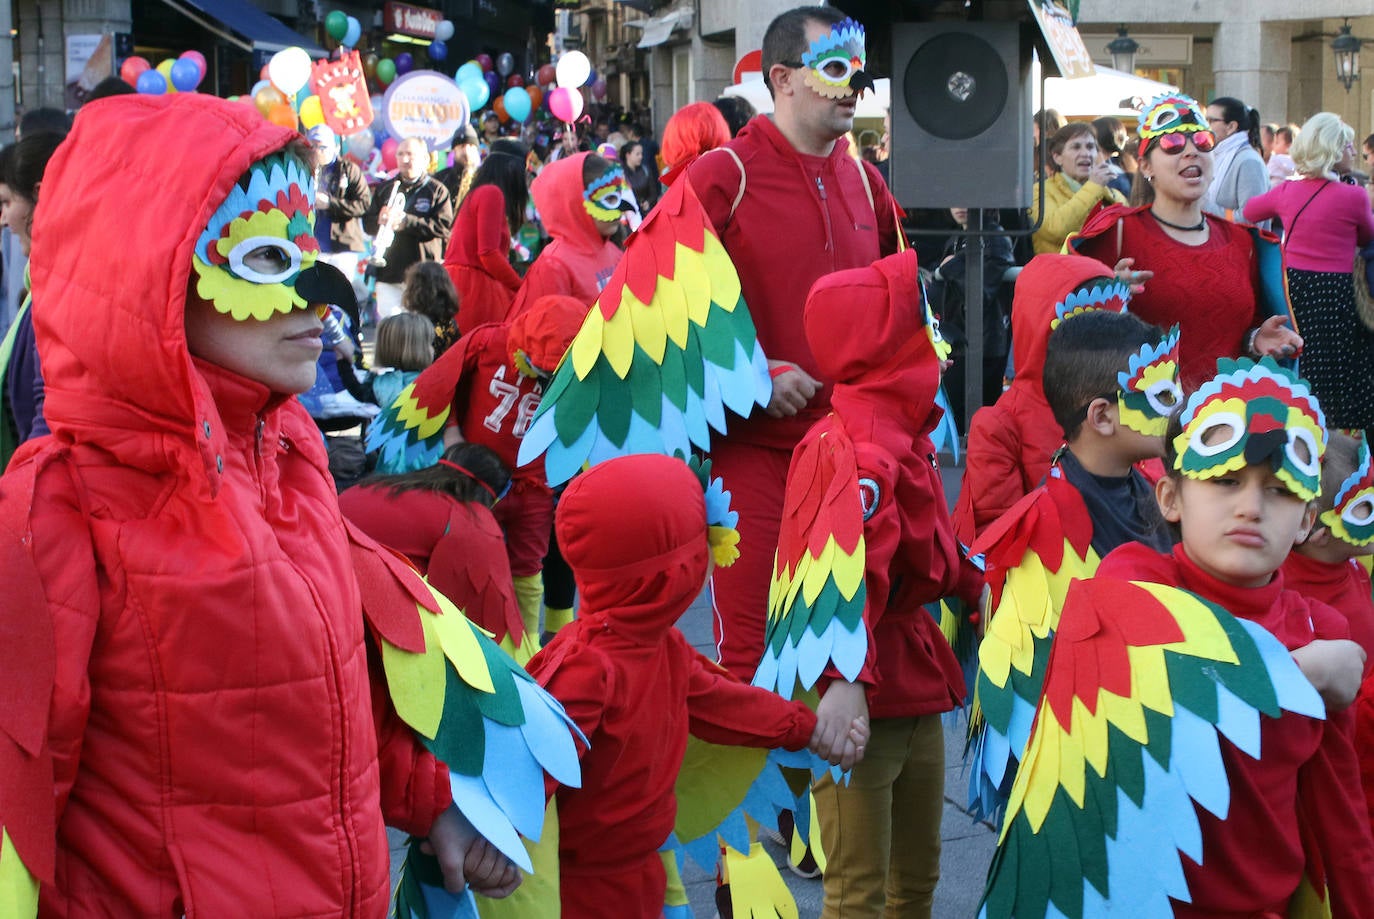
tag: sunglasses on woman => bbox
[1153,130,1216,155]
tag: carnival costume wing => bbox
[752,419,867,700]
[516,176,771,486]
[966,470,1099,822]
[365,330,480,471]
[979,578,1324,919]
[428,504,529,663]
[345,522,583,915]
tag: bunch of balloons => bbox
[122,50,207,95]
[547,50,592,123]
[324,10,363,49]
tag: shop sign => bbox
[1028,0,1095,80]
[384,2,441,40]
[380,70,470,151]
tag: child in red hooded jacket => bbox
[526,453,867,919]
[952,253,1126,544]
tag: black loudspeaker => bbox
[889,22,1032,210]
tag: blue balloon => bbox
[428,40,448,62]
[456,62,483,85]
[136,70,167,95]
[170,58,201,92]
[503,86,531,123]
[251,78,271,98]
[461,77,490,111]
[586,67,597,87]
[483,70,499,98]
[343,16,362,49]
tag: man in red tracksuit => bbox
[684,5,901,680]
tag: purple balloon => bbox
[395,52,414,76]
[484,70,500,97]
[170,58,201,93]
[135,69,167,95]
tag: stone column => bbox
[1213,19,1292,125]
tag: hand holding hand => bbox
[810,680,869,770]
[422,804,523,898]
[765,361,822,419]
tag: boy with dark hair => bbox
[968,308,1181,819]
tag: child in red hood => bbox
[952,253,1124,544]
[526,453,867,919]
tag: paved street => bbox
[391,457,998,917]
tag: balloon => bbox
[476,54,493,73]
[526,85,542,113]
[547,86,583,123]
[250,79,271,99]
[506,74,524,88]
[597,142,617,159]
[267,103,298,129]
[178,50,206,82]
[497,52,515,77]
[587,67,597,86]
[460,77,489,111]
[156,59,178,94]
[394,52,414,76]
[591,78,607,101]
[492,96,508,123]
[376,58,396,85]
[120,55,150,86]
[170,58,201,93]
[455,61,482,85]
[345,127,375,160]
[436,20,455,42]
[380,137,399,171]
[299,95,325,129]
[135,70,167,95]
[325,10,349,41]
[483,70,500,99]
[362,52,379,79]
[268,47,312,96]
[503,86,531,123]
[428,40,447,62]
[555,51,590,89]
[343,17,361,49]
[537,63,556,87]
[254,84,287,116]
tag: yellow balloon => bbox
[157,59,178,94]
[299,95,325,130]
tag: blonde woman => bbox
[1245,112,1374,427]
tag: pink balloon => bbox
[547,86,584,124]
[381,137,399,172]
[476,53,494,73]
[179,49,207,81]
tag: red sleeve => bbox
[368,639,452,837]
[1297,711,1374,918]
[680,634,817,750]
[956,406,1026,541]
[1358,675,1374,843]
[473,188,523,293]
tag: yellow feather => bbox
[1021,706,1062,832]
[633,286,670,364]
[1053,712,1088,808]
[724,843,800,919]
[380,608,447,738]
[427,592,496,695]
[801,538,836,607]
[701,233,742,314]
[600,302,636,380]
[830,543,865,601]
[0,829,38,919]
[785,552,811,613]
[392,385,451,440]
[570,308,607,378]
[673,242,710,337]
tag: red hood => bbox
[530,152,606,254]
[1009,253,1116,397]
[804,249,940,437]
[28,95,302,492]
[507,294,588,373]
[555,454,708,645]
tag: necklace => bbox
[1150,209,1206,232]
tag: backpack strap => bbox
[708,146,748,223]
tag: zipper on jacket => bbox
[815,174,834,252]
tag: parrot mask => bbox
[1137,92,1211,159]
[582,163,633,223]
[797,17,873,99]
[1050,278,1132,330]
[1117,325,1182,438]
[1173,357,1326,501]
[1321,433,1374,547]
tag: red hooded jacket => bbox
[508,152,623,316]
[952,254,1116,544]
[802,250,979,718]
[0,96,449,917]
[525,455,816,918]
[442,184,523,330]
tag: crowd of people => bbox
[1,5,1374,919]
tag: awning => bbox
[630,9,692,49]
[1038,63,1178,118]
[158,0,326,55]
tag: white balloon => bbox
[555,51,590,89]
[435,20,455,42]
[268,46,312,96]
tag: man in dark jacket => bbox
[308,125,372,306]
[363,136,454,318]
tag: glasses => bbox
[1154,130,1216,155]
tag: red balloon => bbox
[119,55,151,86]
[537,63,556,86]
[493,95,508,123]
[260,63,272,82]
[506,74,524,88]
[526,85,543,112]
[476,54,494,73]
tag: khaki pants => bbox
[815,714,945,919]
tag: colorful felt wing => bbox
[366,331,477,471]
[979,578,1325,919]
[516,176,771,486]
[427,504,531,665]
[752,421,867,699]
[931,385,961,464]
[347,521,584,882]
[967,472,1098,823]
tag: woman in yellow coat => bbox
[1032,122,1127,254]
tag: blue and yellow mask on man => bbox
[797,18,874,99]
[583,163,634,223]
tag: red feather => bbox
[427,505,524,648]
[408,326,482,418]
[345,520,429,653]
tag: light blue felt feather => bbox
[794,625,832,691]
[541,419,597,486]
[829,621,867,683]
[775,637,800,701]
[517,409,558,468]
[1170,704,1229,820]
[514,679,584,789]
[1212,681,1261,759]
[1241,618,1325,719]
[447,770,533,872]
[479,719,547,841]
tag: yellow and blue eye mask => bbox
[1321,433,1374,547]
[798,17,873,100]
[1117,325,1182,438]
[191,152,320,322]
[583,165,633,223]
[1137,92,1209,158]
[1049,279,1131,330]
[1173,357,1327,502]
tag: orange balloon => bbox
[267,103,298,129]
[493,95,508,123]
[526,85,542,112]
[254,85,287,116]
